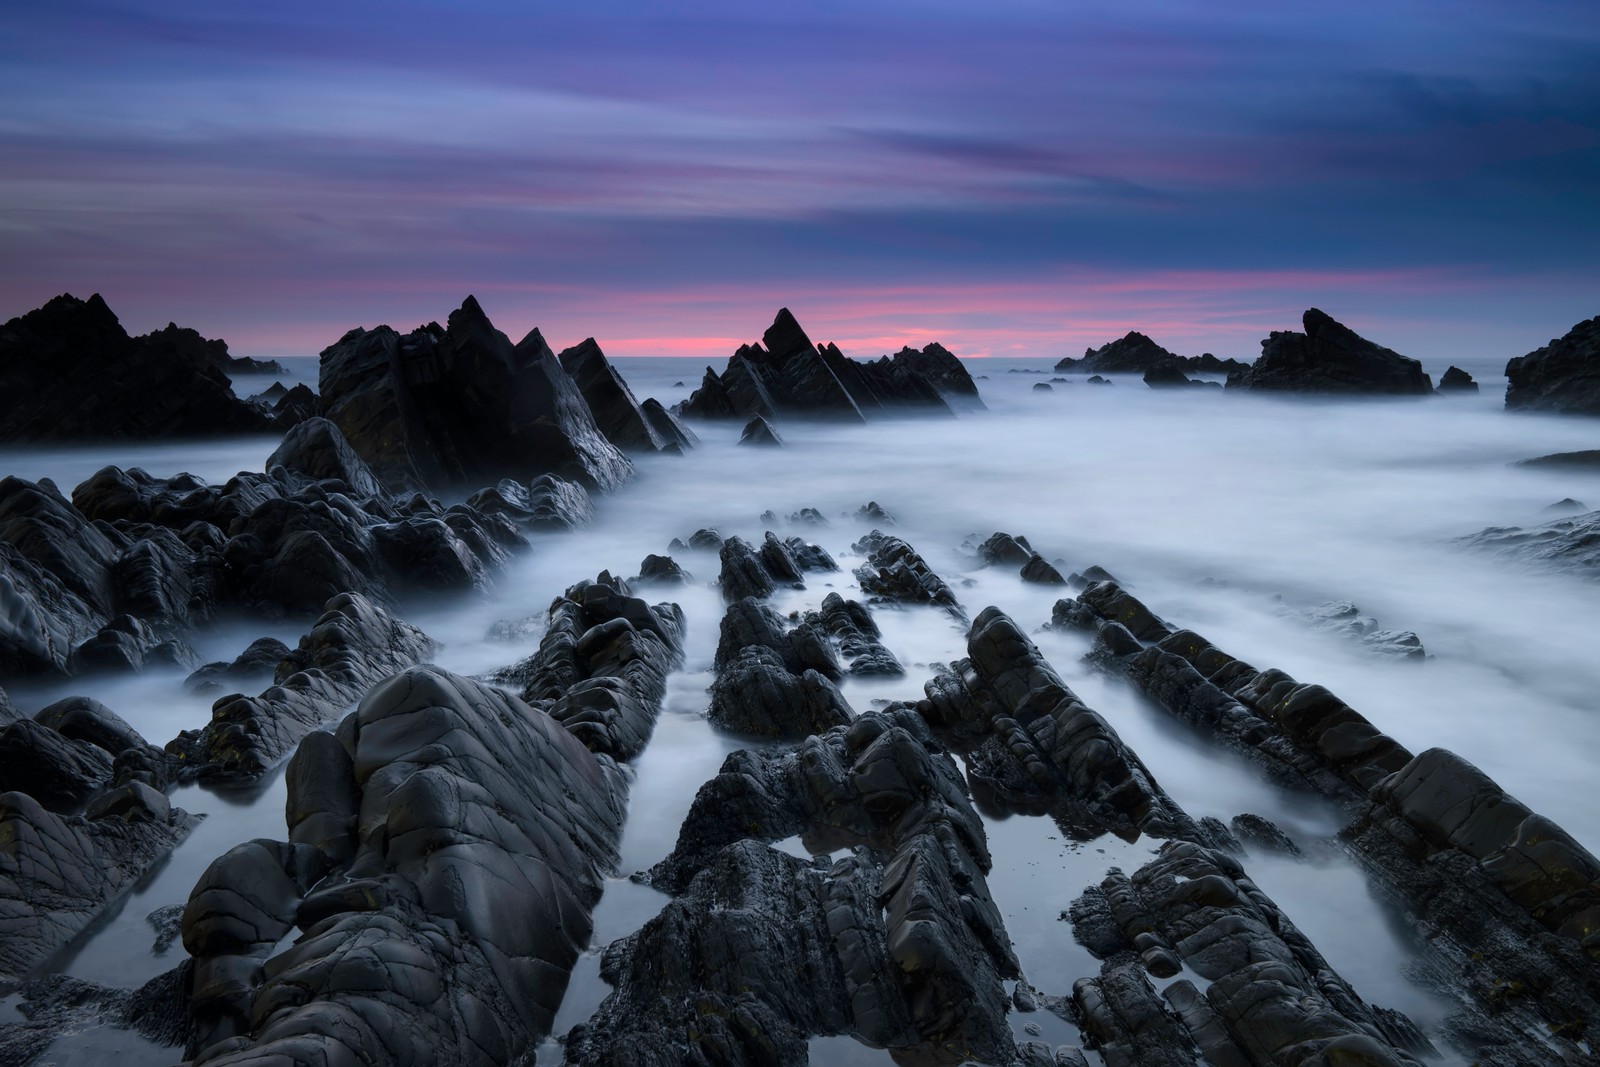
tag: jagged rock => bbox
[1229,813,1302,857]
[1459,509,1600,579]
[977,532,1034,566]
[468,473,595,530]
[739,414,784,446]
[882,341,985,408]
[185,636,292,694]
[1021,553,1068,585]
[1087,374,1112,384]
[0,967,193,1064]
[687,528,725,551]
[1227,309,1433,394]
[1143,360,1197,388]
[1516,450,1600,470]
[1438,365,1480,394]
[166,592,436,784]
[1505,315,1600,415]
[639,398,697,452]
[718,535,799,602]
[1069,842,1429,1066]
[182,666,629,1065]
[0,294,274,441]
[1055,331,1183,374]
[269,382,319,429]
[918,607,1194,840]
[806,592,902,677]
[318,295,633,491]
[853,530,963,619]
[0,718,114,812]
[559,338,681,453]
[783,536,838,572]
[708,647,853,740]
[263,416,385,499]
[633,554,691,585]
[788,507,829,526]
[498,577,684,762]
[856,500,896,525]
[624,709,1018,1064]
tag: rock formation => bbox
[1055,331,1249,376]
[558,338,692,454]
[1505,315,1600,414]
[1227,309,1434,394]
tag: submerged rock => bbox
[1516,449,1600,470]
[1504,315,1600,415]
[0,294,274,442]
[1228,308,1434,395]
[318,295,633,492]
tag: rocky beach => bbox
[2,292,1600,1066]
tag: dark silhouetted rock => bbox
[1032,382,1053,392]
[559,338,684,453]
[1545,497,1588,514]
[1056,331,1180,374]
[1505,315,1600,415]
[1020,553,1068,585]
[1228,309,1433,394]
[1142,360,1196,389]
[852,530,963,619]
[633,554,691,585]
[0,294,274,441]
[1087,374,1112,385]
[709,646,853,739]
[318,295,633,492]
[1230,812,1303,857]
[181,666,629,1065]
[805,592,902,677]
[855,500,896,525]
[639,397,698,452]
[738,414,783,446]
[1437,365,1479,394]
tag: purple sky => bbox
[2,1,1597,362]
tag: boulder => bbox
[263,416,385,499]
[1505,315,1600,414]
[318,295,633,492]
[1228,309,1434,394]
[184,636,291,694]
[468,473,594,530]
[0,294,273,441]
[1437,365,1479,394]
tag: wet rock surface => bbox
[181,665,632,1066]
[0,294,274,442]
[1459,508,1600,579]
[852,529,965,619]
[1228,308,1434,395]
[805,592,903,677]
[707,598,851,740]
[318,295,633,492]
[1504,314,1600,415]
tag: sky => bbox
[2,1,1598,363]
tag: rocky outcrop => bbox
[707,598,851,740]
[852,529,964,619]
[1227,309,1434,394]
[165,592,436,784]
[716,534,808,602]
[1055,332,1251,377]
[679,308,981,422]
[497,576,684,762]
[180,666,630,1065]
[558,338,689,454]
[0,294,274,441]
[1516,449,1600,470]
[738,413,783,446]
[1295,600,1424,659]
[1504,315,1600,415]
[805,592,902,676]
[467,474,594,530]
[318,295,633,492]
[1459,509,1600,579]
[1069,841,1431,1066]
[615,707,1019,1066]
[262,416,385,499]
[1438,365,1480,393]
[1,693,198,987]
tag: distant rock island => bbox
[1227,308,1433,394]
[1054,331,1249,376]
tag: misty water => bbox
[7,353,1600,1064]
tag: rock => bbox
[855,500,896,525]
[1056,331,1182,374]
[805,592,902,677]
[1032,382,1054,392]
[633,554,691,585]
[789,506,829,526]
[1087,374,1112,385]
[269,382,319,429]
[497,577,684,762]
[708,647,854,739]
[1516,449,1600,470]
[1142,360,1196,389]
[32,695,146,757]
[468,473,595,530]
[558,338,683,453]
[165,592,436,784]
[1505,315,1600,415]
[1544,497,1588,514]
[1068,841,1429,1066]
[0,967,193,1064]
[783,536,838,572]
[0,294,274,441]
[1020,553,1068,585]
[1459,509,1600,579]
[718,535,801,602]
[627,709,1018,1064]
[184,636,292,694]
[1228,309,1434,394]
[1,785,198,987]
[852,530,964,620]
[977,532,1034,566]
[1229,813,1303,857]
[1296,600,1425,660]
[639,398,698,452]
[738,414,784,446]
[318,295,633,492]
[182,666,629,1065]
[687,528,725,551]
[263,417,385,499]
[680,308,982,422]
[1437,365,1480,393]
[0,718,114,811]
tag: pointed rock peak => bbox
[1302,307,1339,334]
[762,306,817,361]
[448,294,494,333]
[514,326,555,362]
